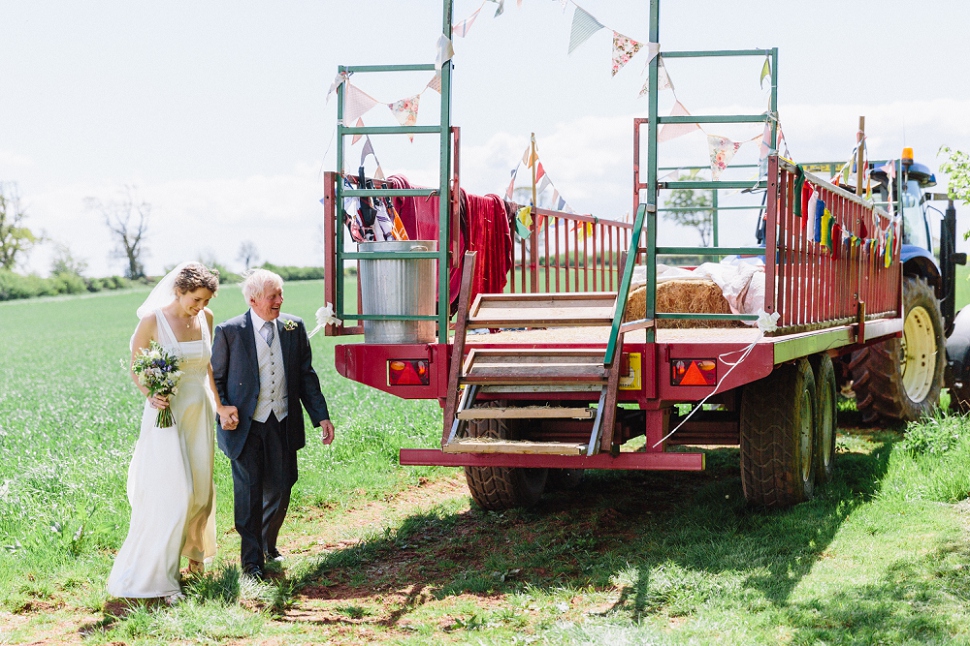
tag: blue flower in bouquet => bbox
[132,340,182,428]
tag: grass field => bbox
[2,280,970,644]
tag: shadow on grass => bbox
[264,430,916,637]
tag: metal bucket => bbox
[358,240,437,344]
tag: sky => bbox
[2,0,970,277]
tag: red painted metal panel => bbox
[657,341,774,400]
[335,343,449,400]
[399,448,705,471]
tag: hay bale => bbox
[624,280,741,328]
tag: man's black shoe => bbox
[266,549,284,563]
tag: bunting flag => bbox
[388,94,421,141]
[453,4,483,37]
[326,71,349,105]
[344,83,380,123]
[374,164,385,181]
[639,55,673,97]
[573,220,594,240]
[568,6,605,54]
[505,166,518,200]
[486,0,504,18]
[390,203,408,240]
[534,161,546,184]
[435,34,455,70]
[657,101,702,143]
[351,118,365,145]
[759,55,771,89]
[820,208,833,249]
[707,135,744,181]
[426,72,442,94]
[522,145,536,168]
[360,136,376,166]
[814,199,826,243]
[611,32,643,76]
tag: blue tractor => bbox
[844,148,968,422]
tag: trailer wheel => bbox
[740,358,816,508]
[810,353,837,484]
[462,411,548,511]
[850,276,944,423]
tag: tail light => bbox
[671,359,717,386]
[388,359,430,386]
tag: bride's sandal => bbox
[187,559,204,576]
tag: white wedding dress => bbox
[107,309,217,598]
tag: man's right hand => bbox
[219,405,239,430]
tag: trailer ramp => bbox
[443,281,625,457]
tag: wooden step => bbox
[467,292,617,329]
[442,438,588,455]
[455,406,595,421]
[461,348,608,385]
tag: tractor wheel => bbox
[850,276,944,423]
[740,358,816,508]
[462,411,547,511]
[810,353,837,484]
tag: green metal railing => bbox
[333,0,454,341]
[605,0,778,364]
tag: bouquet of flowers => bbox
[132,340,182,428]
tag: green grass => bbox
[3,285,970,644]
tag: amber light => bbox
[671,359,717,386]
[388,359,430,386]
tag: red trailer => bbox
[321,1,905,509]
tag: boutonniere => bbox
[282,319,298,332]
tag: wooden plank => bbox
[442,252,478,445]
[442,439,588,455]
[463,364,608,384]
[476,291,617,303]
[599,332,624,453]
[456,406,594,420]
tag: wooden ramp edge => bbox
[442,439,587,455]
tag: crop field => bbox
[3,280,970,645]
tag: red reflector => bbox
[671,359,717,386]
[388,359,431,386]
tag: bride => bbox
[108,262,228,604]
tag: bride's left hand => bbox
[149,394,170,410]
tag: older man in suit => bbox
[212,269,334,579]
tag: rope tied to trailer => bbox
[651,309,780,448]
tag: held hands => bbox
[320,419,335,445]
[219,405,240,430]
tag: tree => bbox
[49,242,88,277]
[662,170,714,247]
[237,240,260,271]
[87,187,150,279]
[939,146,970,207]
[0,182,40,270]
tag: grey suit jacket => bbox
[212,311,330,461]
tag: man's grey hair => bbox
[242,269,284,304]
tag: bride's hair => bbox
[174,263,220,295]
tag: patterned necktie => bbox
[261,321,274,346]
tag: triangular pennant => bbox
[536,174,552,195]
[639,55,673,97]
[326,71,348,105]
[388,94,421,142]
[611,32,643,76]
[486,0,504,18]
[360,137,376,167]
[657,101,702,143]
[568,6,605,54]
[453,5,482,38]
[426,72,442,94]
[344,83,380,123]
[535,162,545,183]
[707,134,744,181]
[522,145,536,168]
[351,118,365,145]
[759,56,771,89]
[435,34,455,70]
[373,164,385,181]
